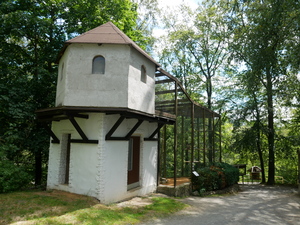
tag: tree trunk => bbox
[208,118,213,163]
[35,150,42,186]
[298,149,300,195]
[266,67,275,185]
[256,122,266,183]
[207,76,214,163]
[253,93,266,184]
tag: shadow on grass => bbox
[0,190,99,225]
[1,191,186,225]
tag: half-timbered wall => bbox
[47,113,158,203]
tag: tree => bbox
[134,0,159,53]
[158,0,230,163]
[233,69,267,183]
[227,0,300,184]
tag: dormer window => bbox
[92,56,105,74]
[141,65,146,83]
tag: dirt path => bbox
[142,184,300,225]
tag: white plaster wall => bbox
[99,141,128,203]
[47,113,104,198]
[55,44,130,108]
[100,114,158,203]
[140,141,158,194]
[128,48,156,114]
[55,50,69,106]
[47,140,61,188]
[99,138,158,204]
[47,113,158,204]
[56,43,156,115]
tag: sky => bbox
[157,0,199,9]
[152,0,200,38]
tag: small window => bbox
[141,65,146,83]
[92,56,105,74]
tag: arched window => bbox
[141,65,146,83]
[92,56,105,74]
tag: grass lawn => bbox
[0,190,187,225]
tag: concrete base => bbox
[157,183,191,197]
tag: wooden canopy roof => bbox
[155,68,220,119]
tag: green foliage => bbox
[0,0,149,190]
[192,162,239,192]
[159,0,229,109]
[0,156,31,193]
[215,162,240,187]
[223,0,300,185]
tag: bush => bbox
[192,162,239,192]
[215,162,240,187]
[0,160,31,193]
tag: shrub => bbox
[0,160,31,193]
[192,162,239,192]
[215,162,240,187]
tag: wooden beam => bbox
[163,125,167,178]
[144,138,158,141]
[42,124,60,143]
[191,103,195,175]
[70,139,98,144]
[72,113,89,119]
[146,123,164,140]
[156,89,182,95]
[181,116,184,177]
[105,116,126,140]
[105,137,128,141]
[174,82,178,188]
[203,108,206,166]
[155,79,174,84]
[155,72,166,77]
[125,119,143,139]
[37,113,88,122]
[68,116,89,141]
[156,99,190,106]
[155,100,175,105]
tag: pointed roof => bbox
[63,22,160,66]
[67,21,133,44]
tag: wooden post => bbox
[157,127,161,186]
[202,109,206,166]
[219,117,222,163]
[174,82,178,188]
[181,116,184,176]
[163,125,167,178]
[191,103,195,174]
[197,117,200,162]
[212,113,215,162]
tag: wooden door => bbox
[127,136,140,187]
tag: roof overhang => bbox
[155,68,221,118]
[36,106,175,144]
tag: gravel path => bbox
[142,184,300,225]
